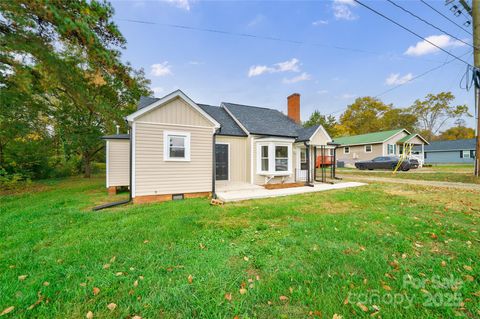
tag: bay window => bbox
[257,142,292,175]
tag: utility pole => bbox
[459,0,479,176]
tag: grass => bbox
[337,164,480,184]
[1,175,479,318]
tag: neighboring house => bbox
[103,90,334,203]
[333,129,428,167]
[413,138,476,164]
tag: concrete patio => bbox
[215,181,367,202]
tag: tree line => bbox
[1,1,150,186]
[304,92,474,141]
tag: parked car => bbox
[354,156,417,171]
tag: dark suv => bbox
[355,156,417,171]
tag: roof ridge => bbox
[336,128,404,139]
[222,101,280,111]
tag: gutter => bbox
[212,129,219,199]
[92,122,133,211]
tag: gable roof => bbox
[222,102,301,137]
[397,133,429,144]
[333,129,407,146]
[422,138,475,152]
[197,104,247,136]
[296,125,320,142]
[126,90,220,128]
[138,96,159,110]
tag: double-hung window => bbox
[164,131,191,161]
[257,142,292,175]
[344,146,350,154]
[365,145,372,153]
[387,144,396,155]
[300,148,307,170]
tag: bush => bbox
[0,168,31,191]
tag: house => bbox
[102,90,335,203]
[414,138,476,164]
[333,129,428,167]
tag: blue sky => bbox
[111,0,475,128]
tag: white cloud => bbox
[283,72,311,84]
[317,89,329,94]
[247,14,265,27]
[312,20,329,26]
[166,0,191,10]
[385,73,414,86]
[404,35,466,56]
[248,58,300,77]
[341,93,356,99]
[150,62,172,77]
[152,86,164,96]
[333,0,357,21]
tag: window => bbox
[344,146,350,154]
[275,146,288,171]
[164,131,191,161]
[300,148,307,170]
[257,142,291,175]
[328,148,334,156]
[387,144,396,155]
[365,145,372,153]
[261,145,269,171]
[462,150,470,158]
[471,150,476,158]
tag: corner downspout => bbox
[212,129,218,199]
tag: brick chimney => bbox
[287,93,300,124]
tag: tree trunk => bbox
[83,152,92,178]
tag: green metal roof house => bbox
[333,129,428,166]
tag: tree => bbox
[1,1,151,177]
[338,97,391,135]
[381,108,418,133]
[437,126,475,141]
[303,110,339,136]
[409,92,470,141]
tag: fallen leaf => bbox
[107,303,117,311]
[27,292,44,310]
[43,282,49,286]
[430,233,438,239]
[0,306,14,316]
[132,316,142,319]
[139,276,144,280]
[115,272,123,276]
[18,275,27,281]
[414,242,424,248]
[93,287,100,295]
[103,264,110,270]
[343,297,349,305]
[464,265,473,271]
[401,253,407,259]
[110,256,116,263]
[332,314,343,319]
[243,256,249,261]
[86,311,94,319]
[464,275,474,282]
[239,288,247,295]
[441,261,446,267]
[134,280,139,287]
[224,293,232,301]
[80,282,87,287]
[279,295,289,301]
[357,302,368,312]
[199,243,205,249]
[359,246,366,251]
[143,240,149,244]
[188,275,193,284]
[389,260,399,270]
[129,289,135,295]
[382,284,392,291]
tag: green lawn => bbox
[337,164,480,184]
[1,176,479,318]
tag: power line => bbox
[375,50,472,97]
[387,0,476,50]
[353,0,473,67]
[118,18,445,63]
[420,0,472,35]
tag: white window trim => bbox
[344,146,350,154]
[215,142,230,181]
[387,144,396,155]
[106,140,110,188]
[163,130,191,161]
[256,142,292,176]
[365,145,372,153]
[462,150,471,158]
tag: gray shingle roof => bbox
[138,96,159,110]
[420,138,475,152]
[197,104,247,137]
[296,125,320,142]
[101,134,130,140]
[222,102,301,137]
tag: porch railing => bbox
[295,169,308,182]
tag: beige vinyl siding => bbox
[134,122,213,196]
[336,143,383,163]
[310,127,331,145]
[216,136,247,182]
[107,140,130,187]
[405,136,425,145]
[383,131,408,155]
[138,97,213,127]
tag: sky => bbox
[111,0,476,129]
